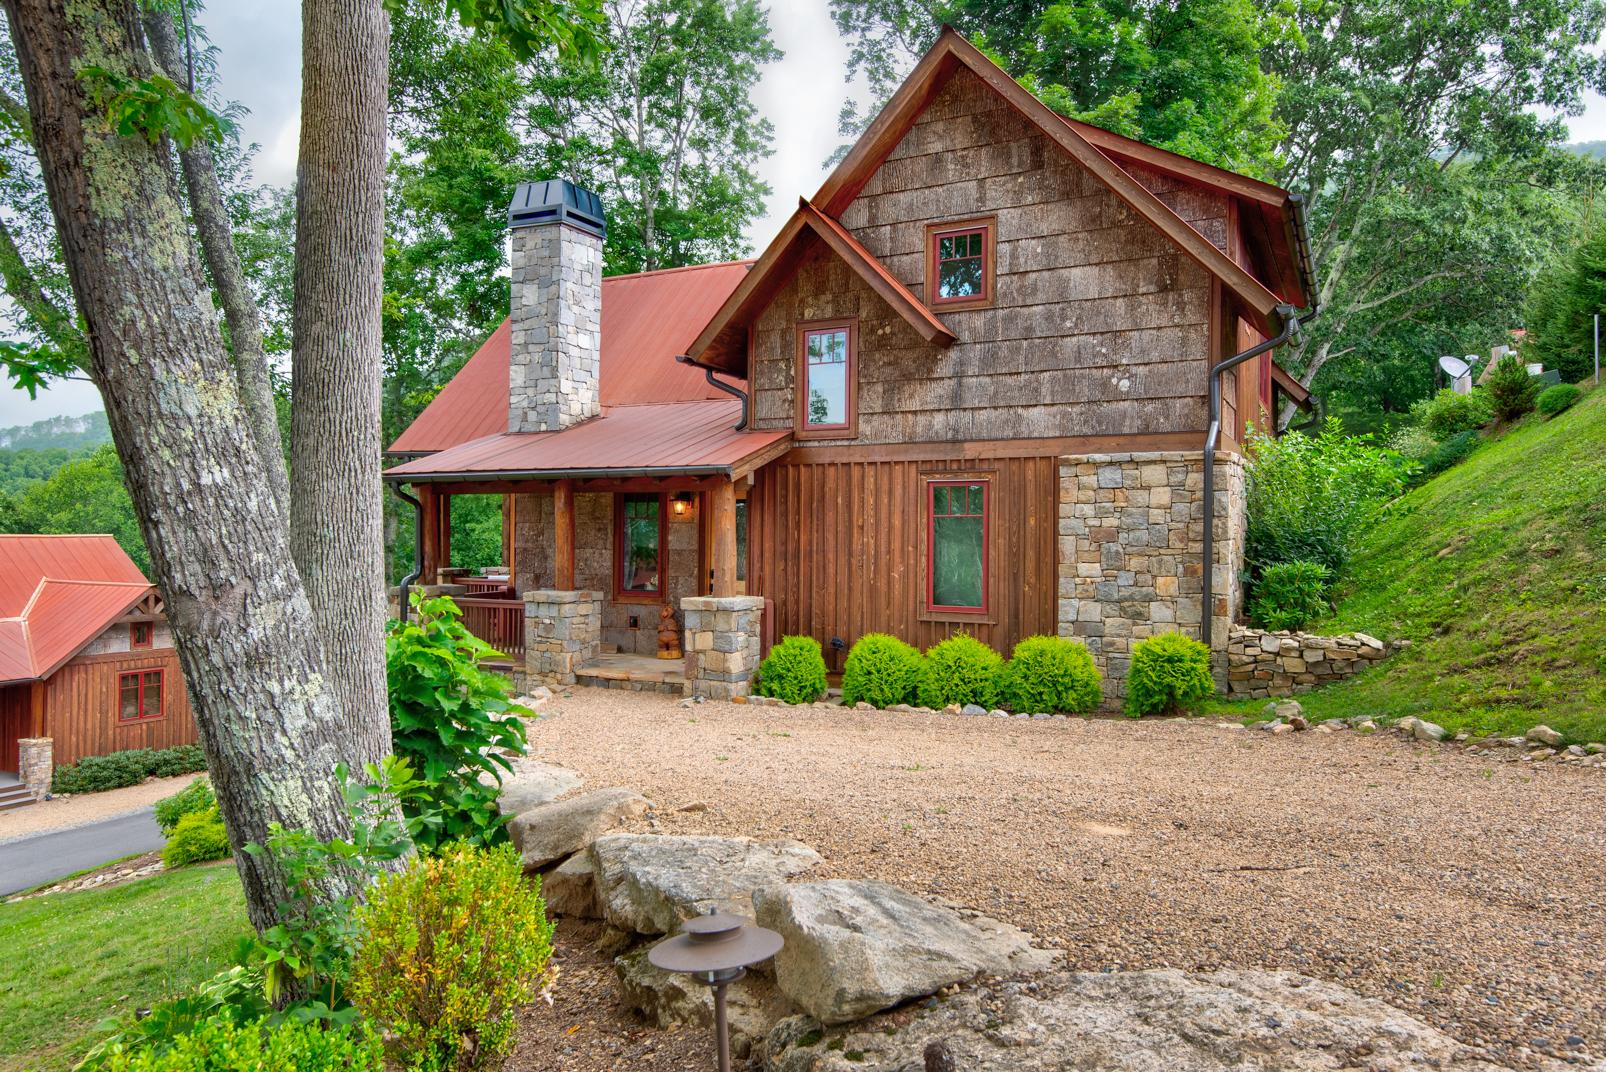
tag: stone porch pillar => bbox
[681,595,763,700]
[525,589,602,685]
[18,737,52,800]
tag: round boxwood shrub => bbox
[1248,561,1332,631]
[161,806,232,868]
[96,1017,381,1072]
[918,633,1004,710]
[839,633,923,709]
[999,636,1102,714]
[154,777,215,837]
[1537,382,1581,418]
[753,635,828,704]
[1124,632,1214,718]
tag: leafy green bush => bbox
[154,778,215,837]
[1410,388,1491,439]
[1537,382,1582,418]
[353,843,553,1072]
[1486,354,1541,422]
[1385,423,1438,461]
[1417,429,1480,480]
[999,636,1102,714]
[1248,561,1332,631]
[1123,633,1214,718]
[839,633,923,709]
[93,1016,381,1072]
[387,594,530,851]
[161,807,232,868]
[1245,419,1406,579]
[918,633,1004,709]
[52,745,208,794]
[75,966,272,1071]
[753,636,828,704]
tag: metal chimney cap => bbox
[508,178,605,238]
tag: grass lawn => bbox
[1209,383,1606,744]
[0,863,246,1072]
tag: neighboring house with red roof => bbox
[0,534,196,800]
[385,29,1316,700]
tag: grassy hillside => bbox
[1218,384,1606,744]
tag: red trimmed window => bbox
[130,621,152,649]
[616,492,666,598]
[118,669,164,722]
[927,480,989,613]
[798,321,854,433]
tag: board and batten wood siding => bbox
[44,647,197,766]
[0,684,31,772]
[749,65,1234,447]
[746,451,1058,664]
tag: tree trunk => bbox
[2,0,361,931]
[143,10,291,523]
[290,0,392,767]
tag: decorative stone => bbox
[960,704,987,716]
[590,833,821,935]
[1525,724,1564,747]
[542,851,599,918]
[1412,719,1448,742]
[507,787,651,871]
[615,943,794,1060]
[493,758,584,815]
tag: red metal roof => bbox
[385,399,790,481]
[0,535,153,684]
[389,260,755,454]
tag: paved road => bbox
[0,808,163,896]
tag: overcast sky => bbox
[7,0,1606,425]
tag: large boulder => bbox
[495,758,583,816]
[591,833,821,935]
[763,968,1520,1072]
[753,880,1056,1025]
[616,944,796,1059]
[541,851,598,918]
[508,788,651,871]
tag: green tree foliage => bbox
[0,443,150,574]
[1525,217,1606,384]
[1485,353,1541,422]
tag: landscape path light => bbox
[647,909,783,1072]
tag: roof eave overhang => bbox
[386,464,738,484]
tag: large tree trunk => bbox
[2,0,362,931]
[142,10,291,523]
[290,0,391,765]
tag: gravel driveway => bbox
[516,688,1605,1072]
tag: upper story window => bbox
[616,492,666,598]
[795,319,857,438]
[926,478,989,614]
[118,668,164,722]
[926,218,994,309]
[130,621,153,649]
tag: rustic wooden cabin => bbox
[384,29,1315,701]
[0,534,196,806]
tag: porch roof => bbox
[383,399,791,483]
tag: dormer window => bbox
[926,218,994,309]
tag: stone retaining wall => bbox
[1225,626,1401,698]
[525,589,602,685]
[681,596,763,700]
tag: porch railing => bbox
[457,596,524,662]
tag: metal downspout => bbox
[676,354,749,430]
[1200,304,1301,648]
[392,482,425,623]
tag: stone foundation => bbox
[681,596,763,700]
[1225,626,1398,698]
[19,737,52,800]
[1056,451,1245,696]
[525,589,602,685]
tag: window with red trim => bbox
[130,621,152,649]
[926,479,989,613]
[118,669,164,722]
[925,218,994,309]
[798,321,854,434]
[616,492,666,597]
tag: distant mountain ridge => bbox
[0,410,110,450]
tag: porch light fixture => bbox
[647,911,783,1072]
[672,492,693,517]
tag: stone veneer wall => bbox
[1056,451,1246,697]
[507,222,603,434]
[19,737,51,800]
[681,596,763,700]
[1225,626,1399,698]
[524,589,602,685]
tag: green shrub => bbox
[1417,429,1480,480]
[154,778,215,837]
[52,745,208,794]
[754,636,828,704]
[353,843,554,1072]
[839,633,923,709]
[918,633,1004,709]
[1411,388,1491,439]
[1248,561,1332,631]
[76,966,271,1071]
[999,636,1102,714]
[1536,382,1581,418]
[387,594,531,851]
[1245,418,1406,578]
[161,807,232,868]
[1385,423,1438,461]
[94,1016,381,1072]
[1123,633,1214,718]
[1486,354,1541,422]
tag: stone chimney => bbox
[507,179,605,433]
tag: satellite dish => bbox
[1439,355,1471,379]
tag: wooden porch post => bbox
[501,495,515,576]
[420,484,441,582]
[438,493,453,574]
[711,479,738,597]
[553,479,576,590]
